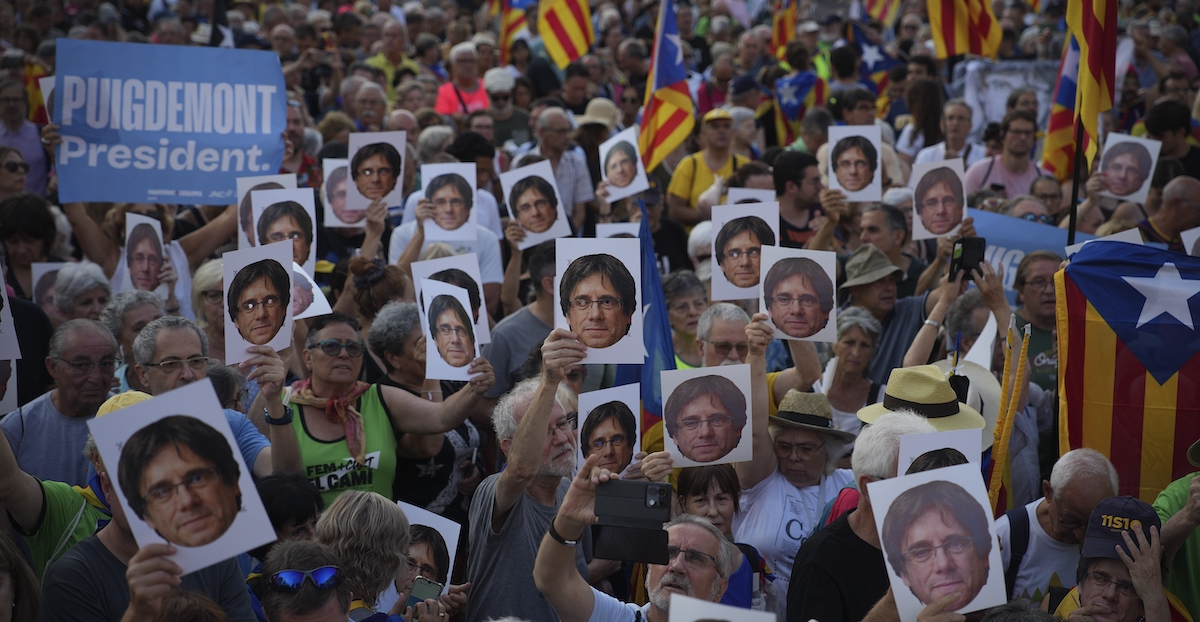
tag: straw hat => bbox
[857,365,986,432]
[771,390,857,443]
[575,98,622,130]
[932,359,1001,451]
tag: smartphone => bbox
[595,480,672,529]
[405,576,443,611]
[949,237,986,281]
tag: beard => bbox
[536,441,577,478]
[647,571,692,610]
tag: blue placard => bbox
[53,40,286,205]
[967,208,1095,303]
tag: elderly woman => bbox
[0,193,62,299]
[0,147,28,205]
[687,221,714,295]
[191,259,227,364]
[435,42,488,125]
[662,271,708,369]
[367,301,484,521]
[313,490,443,619]
[676,465,767,609]
[417,126,456,164]
[729,106,760,161]
[806,307,885,440]
[287,312,493,508]
[736,312,856,600]
[53,261,111,323]
[99,290,163,394]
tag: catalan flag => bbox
[926,0,1002,59]
[638,0,694,173]
[863,0,901,30]
[1067,0,1118,169]
[845,22,903,93]
[499,0,528,66]
[1040,36,1080,181]
[1057,242,1200,502]
[771,0,797,59]
[540,0,594,69]
[774,70,827,146]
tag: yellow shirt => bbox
[366,52,422,103]
[667,151,751,211]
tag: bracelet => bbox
[923,319,941,329]
[547,518,579,546]
[265,406,294,426]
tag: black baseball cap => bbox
[1081,496,1161,560]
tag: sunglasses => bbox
[315,339,365,358]
[1020,212,1055,225]
[3,161,29,173]
[270,566,342,592]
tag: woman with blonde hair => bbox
[191,259,226,363]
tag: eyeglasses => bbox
[488,93,511,102]
[131,253,162,267]
[669,299,708,314]
[902,536,974,564]
[703,341,748,357]
[202,290,223,304]
[774,441,824,459]
[357,166,394,177]
[588,434,627,451]
[569,297,623,312]
[1006,128,1036,138]
[677,414,733,431]
[2,161,29,173]
[433,196,467,210]
[720,247,760,261]
[437,324,470,338]
[549,412,579,435]
[516,198,551,214]
[51,357,117,377]
[621,97,640,104]
[1034,193,1062,205]
[405,558,438,580]
[237,295,282,315]
[0,97,23,105]
[836,158,871,170]
[230,388,250,409]
[769,294,821,309]
[314,339,365,357]
[142,467,220,506]
[1084,571,1137,598]
[270,566,343,592]
[146,356,211,374]
[666,546,718,570]
[1019,212,1055,225]
[267,231,306,244]
[922,196,959,212]
[546,127,572,136]
[1024,278,1054,291]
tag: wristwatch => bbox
[547,518,579,546]
[265,405,293,426]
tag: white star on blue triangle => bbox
[1123,262,1200,330]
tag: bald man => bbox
[1137,176,1200,252]
[387,109,419,144]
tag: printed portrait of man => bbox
[428,294,476,367]
[664,375,748,463]
[292,270,314,317]
[429,268,482,324]
[580,401,638,473]
[127,223,164,292]
[351,142,402,201]
[509,175,560,234]
[604,141,639,188]
[1101,142,1153,197]
[832,135,878,193]
[425,173,474,231]
[764,257,834,339]
[326,166,363,224]
[881,480,993,611]
[118,415,242,548]
[228,259,291,346]
[257,201,314,267]
[715,216,776,289]
[914,167,965,236]
[559,254,637,349]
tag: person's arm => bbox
[668,193,704,224]
[483,283,501,319]
[493,328,585,527]
[861,588,900,622]
[803,189,847,252]
[903,271,963,368]
[62,201,121,277]
[1159,476,1200,566]
[735,313,779,490]
[571,202,588,233]
[915,217,975,297]
[395,199,433,275]
[501,221,527,316]
[358,198,388,261]
[772,340,822,402]
[379,357,495,434]
[0,423,46,531]
[1061,174,1106,231]
[178,204,238,271]
[533,454,612,622]
[120,543,183,622]
[1115,526,1170,622]
[398,380,449,459]
[242,345,303,475]
[974,261,1012,334]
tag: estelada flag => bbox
[1057,242,1200,502]
[540,0,594,69]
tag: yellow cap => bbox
[96,391,153,417]
[701,108,733,124]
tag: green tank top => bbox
[291,385,398,505]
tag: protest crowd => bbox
[5,0,1200,620]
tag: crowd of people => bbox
[3,0,1200,620]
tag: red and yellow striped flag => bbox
[926,0,1002,59]
[540,0,594,69]
[499,0,527,66]
[1057,243,1200,502]
[864,0,901,29]
[639,0,693,172]
[771,0,797,59]
[1067,0,1118,169]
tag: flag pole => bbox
[1066,113,1086,246]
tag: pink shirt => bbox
[435,79,490,115]
[963,155,1045,199]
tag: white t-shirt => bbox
[994,497,1080,602]
[400,188,504,239]
[733,468,853,588]
[112,241,195,319]
[386,220,504,285]
[914,141,988,167]
[586,587,650,622]
[896,125,925,159]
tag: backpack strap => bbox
[1046,585,1071,613]
[1004,505,1031,599]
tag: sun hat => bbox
[575,98,621,130]
[857,365,986,432]
[771,390,857,443]
[932,359,1000,451]
[840,244,904,290]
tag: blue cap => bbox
[730,74,767,97]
